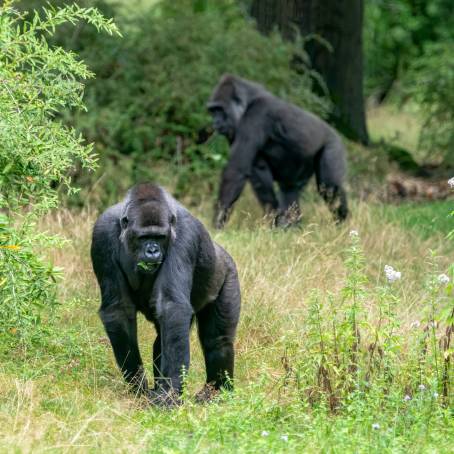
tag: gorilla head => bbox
[119,184,175,274]
[207,74,261,142]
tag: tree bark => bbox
[251,0,369,144]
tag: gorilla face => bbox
[207,78,246,142]
[208,104,235,138]
[120,201,172,274]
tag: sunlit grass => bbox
[367,103,423,159]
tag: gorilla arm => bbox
[91,207,147,393]
[214,110,267,229]
[151,214,197,396]
[98,275,148,393]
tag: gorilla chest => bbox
[131,278,159,321]
[130,266,221,320]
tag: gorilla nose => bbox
[145,244,161,260]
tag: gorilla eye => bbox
[209,106,224,114]
[120,216,129,229]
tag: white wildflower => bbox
[448,177,454,188]
[349,230,359,238]
[372,423,380,430]
[261,431,269,437]
[410,320,421,329]
[403,395,411,402]
[384,265,401,283]
[280,435,288,442]
[437,274,450,285]
[433,392,439,399]
[418,384,426,391]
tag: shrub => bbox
[285,232,453,411]
[406,43,454,165]
[0,1,118,343]
[47,0,328,204]
[364,0,454,101]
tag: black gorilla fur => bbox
[207,74,349,228]
[91,183,241,405]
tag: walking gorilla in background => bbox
[207,74,349,229]
[91,183,241,406]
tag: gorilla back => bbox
[91,183,241,405]
[207,74,349,228]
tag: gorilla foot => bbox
[273,213,302,229]
[194,383,220,404]
[146,389,181,408]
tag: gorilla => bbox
[207,74,349,229]
[91,183,241,406]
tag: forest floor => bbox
[0,106,453,453]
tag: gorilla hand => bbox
[213,206,229,230]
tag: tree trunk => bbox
[251,0,369,144]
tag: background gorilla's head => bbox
[207,74,254,142]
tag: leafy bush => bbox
[47,0,328,204]
[364,0,454,101]
[0,1,118,343]
[406,43,454,164]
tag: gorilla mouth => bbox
[137,260,162,273]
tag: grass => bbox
[367,103,423,160]
[0,185,453,453]
[382,200,454,240]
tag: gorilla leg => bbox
[249,158,279,213]
[197,267,240,390]
[276,187,301,227]
[276,175,311,227]
[315,140,348,222]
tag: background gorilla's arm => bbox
[215,105,268,228]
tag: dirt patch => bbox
[385,173,453,202]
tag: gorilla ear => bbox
[231,100,246,122]
[120,216,129,230]
[170,214,177,241]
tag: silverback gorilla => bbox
[207,74,349,229]
[91,183,241,406]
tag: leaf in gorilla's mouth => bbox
[138,261,161,272]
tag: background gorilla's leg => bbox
[315,142,349,221]
[197,267,240,390]
[276,164,314,227]
[277,187,301,227]
[275,183,306,227]
[100,302,148,393]
[249,159,279,214]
